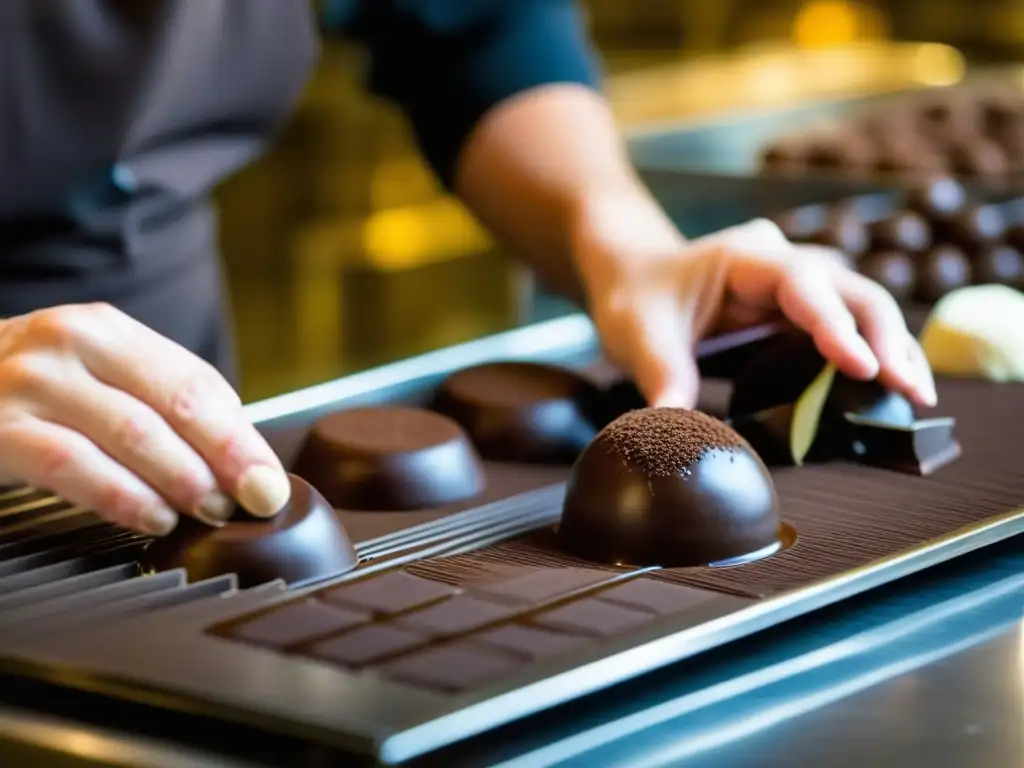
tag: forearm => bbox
[453,84,683,305]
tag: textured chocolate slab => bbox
[307,625,427,666]
[469,567,615,605]
[378,643,521,691]
[473,625,591,660]
[411,380,1024,600]
[229,600,368,648]
[322,571,458,615]
[533,600,653,637]
[394,596,515,636]
[597,578,720,615]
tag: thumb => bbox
[616,296,701,409]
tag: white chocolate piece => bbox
[919,285,1024,381]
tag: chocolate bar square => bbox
[597,578,718,616]
[469,568,613,605]
[379,643,520,691]
[533,599,652,637]
[322,570,458,615]
[474,625,591,660]
[395,596,515,636]
[230,600,368,648]
[308,624,427,666]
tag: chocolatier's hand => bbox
[572,190,938,409]
[0,303,291,535]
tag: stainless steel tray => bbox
[0,313,1021,765]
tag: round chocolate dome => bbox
[142,474,358,588]
[433,362,603,464]
[293,407,484,511]
[558,408,786,568]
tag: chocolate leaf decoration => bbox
[790,362,837,465]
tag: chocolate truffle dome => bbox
[558,408,784,568]
[293,407,484,511]
[142,475,358,588]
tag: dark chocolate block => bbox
[379,643,520,691]
[845,415,962,476]
[469,568,614,606]
[292,407,484,511]
[322,571,458,615]
[229,600,368,648]
[533,599,653,637]
[597,578,719,616]
[474,625,591,660]
[307,624,426,666]
[395,596,515,636]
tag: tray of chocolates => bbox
[0,311,1023,765]
[772,177,1024,305]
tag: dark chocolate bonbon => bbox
[845,414,962,476]
[142,474,358,588]
[558,408,784,568]
[434,362,603,464]
[914,245,972,304]
[293,407,484,511]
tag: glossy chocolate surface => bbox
[433,362,603,464]
[906,177,967,219]
[729,335,915,463]
[845,415,962,476]
[868,211,932,254]
[936,204,1006,253]
[809,210,869,258]
[914,245,972,303]
[971,244,1024,288]
[858,250,917,303]
[293,407,484,511]
[558,408,783,567]
[142,475,358,588]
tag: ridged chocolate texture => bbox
[293,407,484,511]
[558,408,782,567]
[433,362,603,464]
[142,475,357,588]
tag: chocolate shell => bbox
[142,475,358,588]
[293,407,484,511]
[433,362,603,464]
[728,335,914,464]
[559,409,788,568]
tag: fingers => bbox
[594,291,701,409]
[836,272,937,406]
[42,305,289,518]
[24,357,236,526]
[0,416,180,536]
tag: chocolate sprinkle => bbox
[601,408,746,477]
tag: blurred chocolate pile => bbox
[775,177,1024,304]
[760,84,1024,180]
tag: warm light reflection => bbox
[910,43,967,86]
[362,199,491,270]
[793,1,860,48]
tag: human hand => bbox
[0,303,291,535]
[572,189,937,409]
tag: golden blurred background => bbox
[218,0,1024,402]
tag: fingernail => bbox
[652,388,695,409]
[919,371,938,407]
[193,491,234,527]
[841,328,880,375]
[237,465,291,518]
[141,505,179,536]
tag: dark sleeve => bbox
[325,0,603,187]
